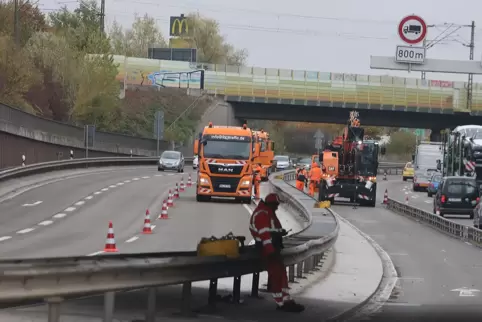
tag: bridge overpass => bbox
[114,55,482,140]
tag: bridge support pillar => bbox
[46,296,63,322]
[430,128,444,142]
[145,287,157,322]
[103,291,115,322]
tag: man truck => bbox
[194,122,259,203]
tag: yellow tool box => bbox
[197,233,246,258]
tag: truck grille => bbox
[208,164,244,175]
[210,177,240,193]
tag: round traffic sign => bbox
[398,15,427,44]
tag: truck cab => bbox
[194,122,259,203]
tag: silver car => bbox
[274,155,291,171]
[158,151,184,172]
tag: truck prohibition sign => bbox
[395,45,425,64]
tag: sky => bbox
[40,0,482,82]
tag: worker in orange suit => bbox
[308,163,322,197]
[295,166,307,191]
[253,163,262,200]
[249,193,305,312]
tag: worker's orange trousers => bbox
[309,181,319,197]
[295,180,304,191]
[265,256,290,306]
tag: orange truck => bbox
[194,122,259,203]
[253,129,275,181]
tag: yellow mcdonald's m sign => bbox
[170,14,189,37]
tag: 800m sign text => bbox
[395,45,425,64]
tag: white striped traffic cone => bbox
[382,189,388,204]
[180,177,185,192]
[159,200,169,219]
[187,174,192,187]
[142,209,152,234]
[174,184,180,198]
[104,221,118,252]
[167,190,174,207]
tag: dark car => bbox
[433,176,479,218]
[158,150,184,172]
[427,172,442,197]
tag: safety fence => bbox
[386,198,482,247]
[0,165,339,322]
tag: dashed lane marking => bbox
[0,236,12,242]
[425,200,432,204]
[74,201,85,206]
[117,182,124,186]
[132,178,140,181]
[94,191,102,195]
[126,236,139,243]
[109,185,117,188]
[124,180,131,183]
[64,207,76,212]
[101,188,109,192]
[17,228,35,234]
[38,220,53,226]
[87,251,105,256]
[85,196,93,200]
[53,213,67,219]
[142,176,150,179]
[22,201,43,207]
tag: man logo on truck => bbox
[218,167,234,173]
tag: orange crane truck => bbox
[318,112,380,207]
[194,122,259,203]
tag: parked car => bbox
[193,155,199,169]
[402,162,414,181]
[427,172,442,197]
[274,155,291,171]
[433,176,479,218]
[158,150,184,172]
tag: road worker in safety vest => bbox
[253,163,262,200]
[295,166,308,191]
[308,163,322,197]
[249,193,305,312]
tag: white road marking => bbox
[424,200,431,204]
[38,220,53,226]
[155,174,164,177]
[109,185,117,188]
[132,178,140,181]
[126,236,139,243]
[85,196,93,200]
[87,251,105,256]
[411,195,418,199]
[22,201,43,207]
[451,287,480,297]
[53,213,66,219]
[388,253,408,256]
[74,201,85,206]
[465,242,472,246]
[142,176,150,179]
[117,182,124,186]
[124,180,131,183]
[168,174,175,176]
[94,191,102,195]
[17,228,35,234]
[64,207,76,212]
[0,236,12,242]
[151,225,156,231]
[101,188,109,192]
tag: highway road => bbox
[383,176,473,227]
[0,166,251,259]
[325,177,482,320]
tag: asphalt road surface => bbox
[0,166,251,258]
[326,177,482,321]
[384,176,473,228]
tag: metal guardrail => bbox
[0,157,193,182]
[0,168,338,322]
[386,198,482,246]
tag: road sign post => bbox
[314,130,324,155]
[84,125,95,159]
[154,111,164,156]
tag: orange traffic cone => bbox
[142,209,152,234]
[104,221,118,252]
[382,189,388,204]
[167,190,174,207]
[174,184,180,198]
[187,174,192,187]
[159,200,169,219]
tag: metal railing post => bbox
[181,282,192,315]
[251,272,260,298]
[296,262,303,278]
[103,291,115,322]
[208,278,218,308]
[288,265,295,282]
[232,275,242,303]
[46,297,62,322]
